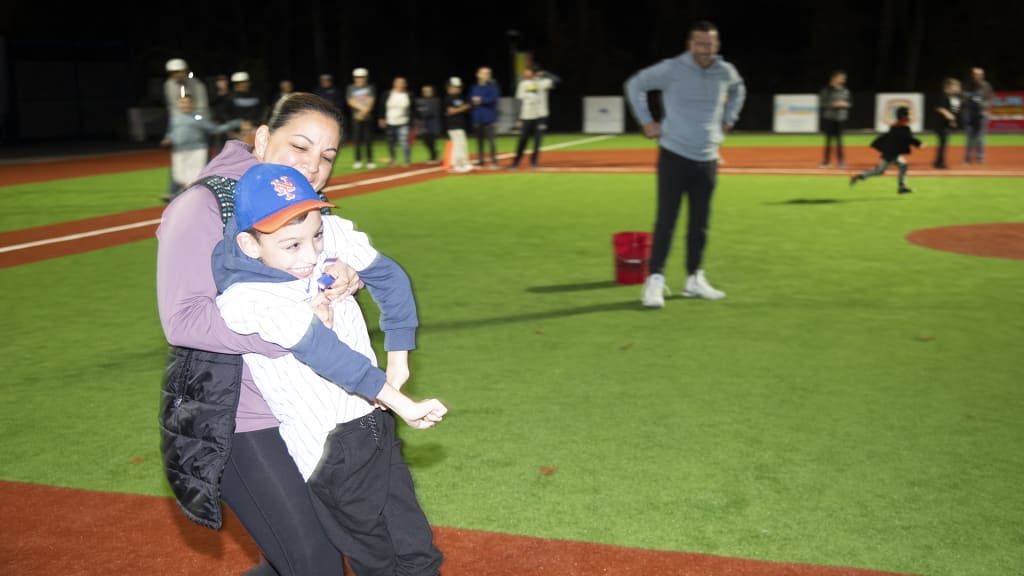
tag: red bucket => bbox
[612,231,652,285]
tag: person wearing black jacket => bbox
[414,84,443,163]
[849,106,923,194]
[933,78,962,169]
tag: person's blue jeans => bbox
[386,124,411,165]
[964,119,986,163]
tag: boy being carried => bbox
[212,163,446,575]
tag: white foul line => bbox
[1,135,619,255]
[323,134,617,193]
[0,219,163,253]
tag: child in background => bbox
[212,163,446,575]
[161,94,244,202]
[849,106,923,194]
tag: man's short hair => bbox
[689,20,718,37]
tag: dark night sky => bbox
[1,0,1021,138]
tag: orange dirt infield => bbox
[1,481,915,576]
[906,222,1024,260]
[1,144,1021,269]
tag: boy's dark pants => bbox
[308,409,442,576]
[649,147,717,276]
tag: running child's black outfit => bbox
[850,118,922,194]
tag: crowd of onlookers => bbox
[159,58,561,199]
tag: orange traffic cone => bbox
[441,140,453,171]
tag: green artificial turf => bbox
[1,139,1022,576]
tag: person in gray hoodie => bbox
[624,20,746,308]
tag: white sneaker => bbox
[683,270,726,300]
[367,162,377,169]
[641,273,669,308]
[352,162,363,169]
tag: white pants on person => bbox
[446,129,472,172]
[171,148,209,188]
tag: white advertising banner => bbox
[875,93,924,132]
[772,94,819,133]
[583,96,625,134]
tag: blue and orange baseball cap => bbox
[234,163,334,233]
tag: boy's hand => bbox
[321,259,363,300]
[309,293,333,329]
[398,399,448,429]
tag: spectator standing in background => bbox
[228,71,267,135]
[961,66,994,165]
[470,66,501,169]
[164,58,210,119]
[624,20,746,308]
[414,84,443,164]
[209,74,234,154]
[160,95,242,202]
[506,64,560,169]
[380,76,413,167]
[444,77,474,173]
[347,67,377,169]
[932,77,961,169]
[313,73,346,140]
[273,79,296,110]
[162,58,211,198]
[819,69,852,168]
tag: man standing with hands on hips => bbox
[624,20,746,308]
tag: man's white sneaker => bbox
[367,162,377,169]
[682,270,726,300]
[352,161,364,169]
[642,273,670,308]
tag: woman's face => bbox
[253,111,340,191]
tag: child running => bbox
[212,162,446,575]
[849,106,923,194]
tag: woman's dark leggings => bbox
[221,428,344,576]
[648,147,717,276]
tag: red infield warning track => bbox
[3,143,1021,574]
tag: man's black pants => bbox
[648,147,718,276]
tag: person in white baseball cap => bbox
[347,67,377,168]
[228,70,266,129]
[166,58,188,73]
[444,77,473,172]
[163,58,209,118]
[162,57,210,198]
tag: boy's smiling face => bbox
[237,210,325,280]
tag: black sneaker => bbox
[898,186,912,194]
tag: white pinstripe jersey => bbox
[216,215,382,481]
